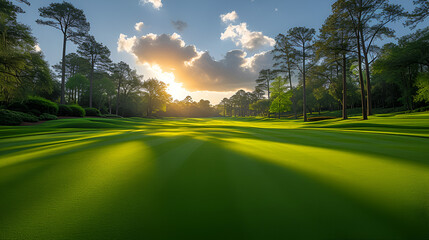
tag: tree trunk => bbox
[356,28,368,120]
[60,34,67,104]
[116,80,121,115]
[360,30,372,116]
[342,54,348,120]
[303,45,307,122]
[289,68,297,119]
[89,60,94,108]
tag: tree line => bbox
[220,0,429,121]
[1,0,219,118]
[1,0,428,120]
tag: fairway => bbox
[1,113,429,239]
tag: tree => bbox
[415,73,429,103]
[0,0,35,101]
[142,78,171,117]
[270,76,292,118]
[66,73,88,104]
[406,0,429,29]
[333,0,368,119]
[37,1,90,104]
[112,61,131,115]
[287,27,316,122]
[334,0,404,117]
[272,33,298,118]
[78,35,111,107]
[256,69,275,99]
[316,12,355,119]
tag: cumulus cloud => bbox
[220,11,238,23]
[139,0,162,10]
[171,20,188,32]
[134,22,144,31]
[118,33,273,91]
[34,44,41,52]
[220,22,275,51]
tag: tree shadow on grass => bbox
[0,126,428,239]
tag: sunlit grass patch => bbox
[0,112,428,239]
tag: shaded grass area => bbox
[0,113,428,239]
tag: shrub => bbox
[58,104,73,116]
[69,105,85,117]
[24,96,58,115]
[39,113,58,121]
[7,102,29,113]
[0,109,23,125]
[84,107,101,117]
[0,110,38,125]
[15,112,39,122]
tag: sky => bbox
[17,0,424,104]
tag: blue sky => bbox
[17,0,424,103]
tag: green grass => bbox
[0,113,429,239]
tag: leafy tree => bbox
[37,1,90,104]
[250,99,271,117]
[66,73,88,104]
[77,35,111,107]
[53,53,90,80]
[287,27,316,122]
[112,61,131,115]
[0,0,35,101]
[272,33,298,118]
[270,76,292,118]
[142,78,171,117]
[316,12,356,119]
[415,73,429,103]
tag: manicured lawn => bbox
[0,113,428,239]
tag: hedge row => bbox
[2,97,105,125]
[0,110,42,125]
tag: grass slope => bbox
[0,113,428,239]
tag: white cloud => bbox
[220,11,238,23]
[118,33,274,91]
[34,44,41,52]
[134,22,144,31]
[139,0,162,10]
[220,22,275,51]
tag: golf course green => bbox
[0,113,428,239]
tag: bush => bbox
[84,107,101,117]
[69,105,85,117]
[24,96,58,115]
[15,111,39,122]
[0,109,23,125]
[0,110,38,125]
[39,113,58,121]
[58,104,73,116]
[7,102,29,113]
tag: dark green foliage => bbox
[57,104,73,116]
[0,109,38,125]
[24,96,58,115]
[0,109,22,125]
[38,113,58,121]
[68,104,85,117]
[7,101,28,112]
[84,107,101,117]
